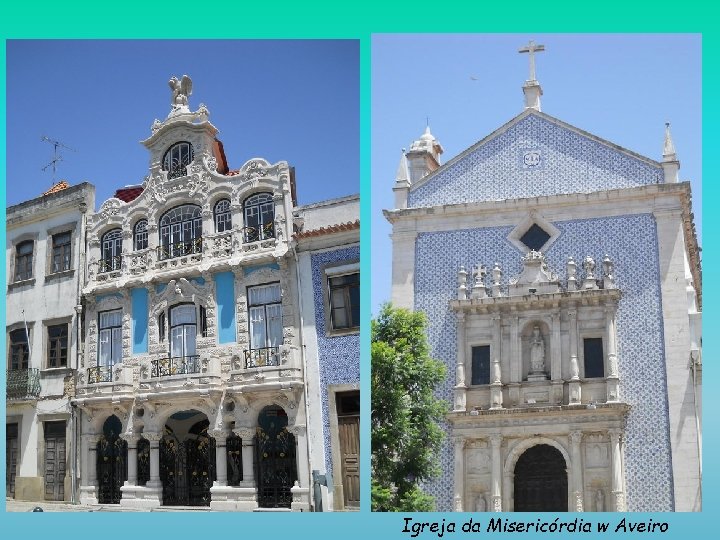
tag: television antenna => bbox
[41,135,76,182]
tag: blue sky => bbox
[6,40,359,208]
[371,34,702,313]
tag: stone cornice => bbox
[450,288,620,313]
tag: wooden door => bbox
[44,421,66,501]
[338,415,360,507]
[6,423,19,498]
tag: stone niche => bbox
[521,320,551,382]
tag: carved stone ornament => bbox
[507,250,561,296]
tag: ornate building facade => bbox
[63,76,359,511]
[385,48,701,512]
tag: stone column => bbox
[568,308,581,404]
[490,434,503,512]
[235,427,256,488]
[508,315,521,406]
[121,434,139,486]
[609,429,626,511]
[212,429,229,487]
[79,433,101,505]
[87,435,99,486]
[453,436,466,511]
[570,431,584,511]
[144,432,162,488]
[454,312,468,412]
[551,312,563,403]
[490,316,503,410]
[605,303,620,403]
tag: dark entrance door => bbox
[336,391,360,508]
[97,415,127,504]
[514,444,568,512]
[44,421,66,501]
[160,419,215,506]
[6,423,19,498]
[256,406,297,508]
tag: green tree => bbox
[371,304,448,511]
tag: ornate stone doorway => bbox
[97,415,127,504]
[159,410,216,506]
[513,444,567,512]
[255,406,297,508]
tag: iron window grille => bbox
[100,229,122,273]
[15,240,34,281]
[51,232,72,273]
[214,199,232,233]
[151,355,201,377]
[162,141,194,179]
[246,283,282,368]
[133,219,149,251]
[47,324,68,368]
[243,193,275,242]
[328,272,360,330]
[6,368,41,399]
[158,205,203,261]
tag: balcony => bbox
[151,355,201,377]
[6,368,41,400]
[88,365,113,384]
[156,238,203,262]
[241,224,276,253]
[98,255,122,274]
[244,347,280,369]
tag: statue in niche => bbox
[475,493,487,512]
[595,489,605,512]
[530,325,545,373]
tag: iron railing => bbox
[6,368,41,399]
[88,365,113,384]
[98,255,122,273]
[151,355,201,377]
[244,347,280,368]
[243,223,275,243]
[156,237,203,261]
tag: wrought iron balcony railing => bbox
[88,365,113,384]
[7,368,41,400]
[156,237,203,261]
[244,347,280,369]
[151,355,201,377]
[243,223,275,243]
[98,255,122,273]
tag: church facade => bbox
[385,46,701,512]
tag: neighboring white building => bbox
[385,45,701,512]
[2,75,360,511]
[6,181,95,502]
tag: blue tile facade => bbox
[310,246,361,476]
[414,214,673,512]
[408,113,663,208]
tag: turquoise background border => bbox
[1,0,714,537]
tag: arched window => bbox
[214,199,232,233]
[133,219,148,251]
[243,193,275,242]
[100,229,122,273]
[162,142,194,179]
[158,205,202,260]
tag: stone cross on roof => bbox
[518,40,545,82]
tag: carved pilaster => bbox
[453,436,466,512]
[489,434,502,512]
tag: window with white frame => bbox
[328,272,360,330]
[243,193,275,242]
[214,199,232,233]
[100,229,122,273]
[98,310,122,366]
[162,141,194,179]
[159,205,202,260]
[169,304,197,360]
[134,219,148,251]
[248,283,283,351]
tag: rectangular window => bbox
[583,338,605,378]
[98,310,122,366]
[248,283,282,350]
[9,329,30,370]
[169,304,197,359]
[471,345,490,386]
[51,232,72,273]
[200,306,208,338]
[158,312,166,342]
[15,241,34,281]
[47,324,68,368]
[328,272,360,330]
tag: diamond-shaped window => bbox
[520,224,551,251]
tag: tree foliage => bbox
[371,304,448,511]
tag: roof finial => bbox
[395,149,410,184]
[519,40,545,112]
[663,122,677,162]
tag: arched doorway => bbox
[97,415,127,504]
[256,406,297,508]
[514,444,568,512]
[159,410,216,506]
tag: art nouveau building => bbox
[385,51,701,512]
[71,77,358,511]
[6,181,95,502]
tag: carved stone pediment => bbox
[508,250,561,296]
[151,278,211,316]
